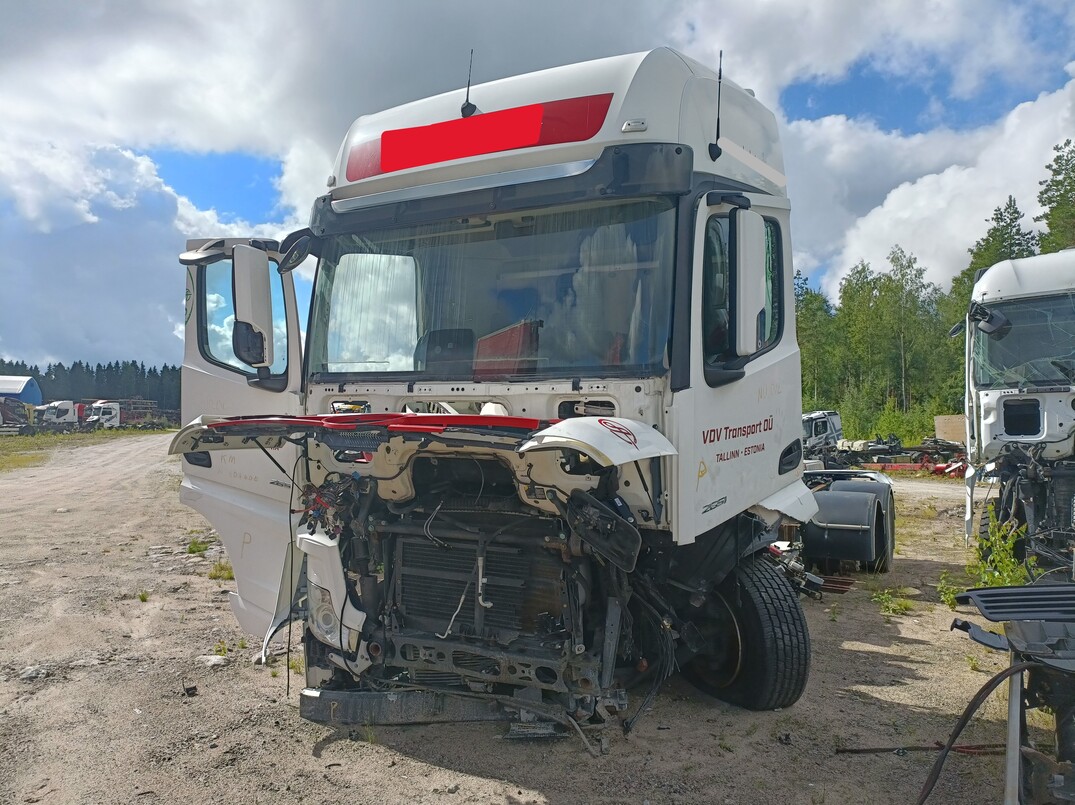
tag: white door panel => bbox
[180,239,303,639]
[671,200,807,543]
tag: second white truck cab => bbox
[960,249,1075,572]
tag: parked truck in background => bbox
[802,410,843,454]
[34,401,89,432]
[85,398,161,429]
[959,249,1075,575]
[169,48,895,740]
[0,396,34,434]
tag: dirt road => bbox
[0,436,1008,804]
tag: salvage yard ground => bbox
[0,434,1013,804]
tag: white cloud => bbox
[820,75,1075,296]
[1,1,1074,368]
[668,0,1068,109]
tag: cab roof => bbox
[973,249,1075,303]
[328,48,785,208]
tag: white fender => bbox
[519,416,676,467]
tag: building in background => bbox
[0,376,44,406]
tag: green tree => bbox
[1036,139,1075,253]
[938,197,1038,410]
[832,262,886,437]
[794,269,838,410]
[969,195,1038,270]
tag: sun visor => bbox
[518,417,676,467]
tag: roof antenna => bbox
[708,50,723,161]
[461,49,478,118]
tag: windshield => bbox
[972,292,1075,388]
[307,197,676,380]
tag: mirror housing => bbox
[731,207,766,357]
[969,301,1010,337]
[279,228,316,274]
[232,244,274,369]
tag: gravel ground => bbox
[0,435,1011,804]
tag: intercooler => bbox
[393,536,568,641]
[1044,471,1075,534]
[388,534,576,691]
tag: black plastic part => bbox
[232,321,266,367]
[312,143,694,236]
[182,451,212,468]
[704,191,751,209]
[565,488,643,573]
[300,688,509,726]
[951,618,1010,651]
[778,439,802,475]
[956,585,1075,622]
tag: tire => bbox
[979,493,1026,562]
[682,557,811,711]
[978,498,997,545]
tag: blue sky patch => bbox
[147,150,282,223]
[780,59,1064,134]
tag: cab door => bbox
[670,194,810,543]
[179,239,304,641]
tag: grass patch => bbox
[871,589,915,617]
[208,559,234,581]
[0,429,174,473]
[137,590,149,602]
[213,640,229,656]
[937,570,965,609]
[288,655,304,674]
[969,509,1033,588]
[187,537,210,554]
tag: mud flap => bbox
[801,490,880,563]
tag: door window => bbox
[200,257,288,376]
[701,215,781,366]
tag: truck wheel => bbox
[682,557,810,711]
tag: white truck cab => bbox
[171,48,891,738]
[960,249,1075,571]
[802,410,843,454]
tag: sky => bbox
[1,0,1073,369]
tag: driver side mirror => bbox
[232,244,274,370]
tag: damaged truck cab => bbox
[172,48,889,737]
[961,250,1075,575]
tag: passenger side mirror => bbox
[731,208,766,357]
[232,244,274,370]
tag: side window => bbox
[200,257,288,375]
[702,217,730,363]
[760,222,781,349]
[702,215,782,365]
